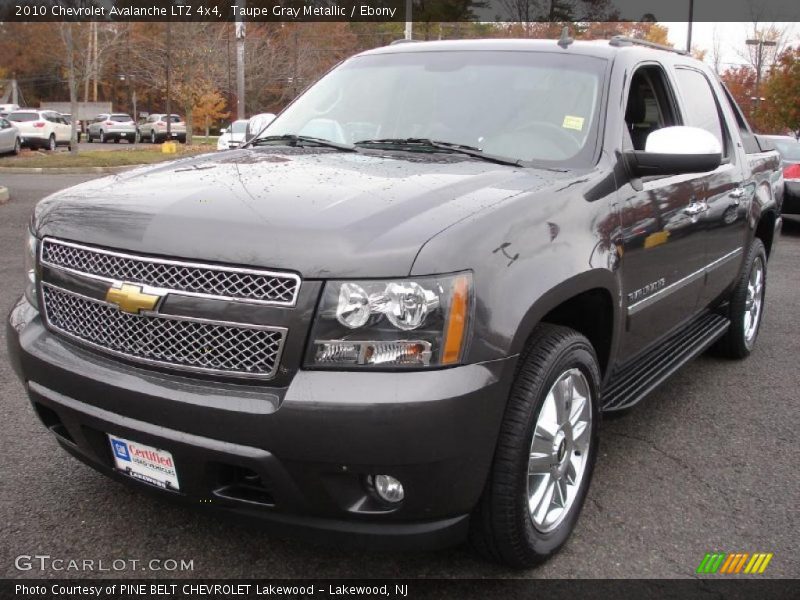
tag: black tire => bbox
[13,137,21,155]
[713,238,767,359]
[87,132,92,143]
[47,135,56,152]
[114,137,120,143]
[470,324,601,568]
[150,130,158,144]
[178,136,187,144]
[99,131,105,143]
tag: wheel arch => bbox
[509,270,619,378]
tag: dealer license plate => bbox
[108,434,180,490]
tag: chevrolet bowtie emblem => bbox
[105,283,162,314]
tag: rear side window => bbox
[674,68,728,155]
[9,112,38,122]
[720,84,760,155]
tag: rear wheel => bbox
[99,131,105,143]
[470,324,600,568]
[150,130,158,144]
[47,135,56,152]
[714,238,767,358]
[87,132,93,143]
[13,137,21,155]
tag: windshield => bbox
[8,112,38,122]
[264,50,606,165]
[231,120,248,134]
[772,138,800,162]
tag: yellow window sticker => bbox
[562,115,585,131]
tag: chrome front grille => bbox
[42,285,286,378]
[41,238,300,306]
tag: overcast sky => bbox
[663,22,800,69]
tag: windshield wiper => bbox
[354,138,522,167]
[246,134,357,152]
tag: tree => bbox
[193,90,229,138]
[763,47,800,136]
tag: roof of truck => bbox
[361,38,689,62]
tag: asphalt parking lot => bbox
[0,173,798,580]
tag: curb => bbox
[0,186,8,204]
[0,164,143,175]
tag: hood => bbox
[34,147,564,278]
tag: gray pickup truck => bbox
[7,37,783,568]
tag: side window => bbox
[674,67,729,157]
[624,65,680,151]
[720,83,760,154]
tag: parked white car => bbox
[246,113,276,139]
[0,104,20,119]
[0,116,21,155]
[138,114,186,143]
[216,119,249,150]
[7,109,71,151]
[87,113,136,143]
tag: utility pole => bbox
[166,20,172,137]
[92,22,98,102]
[404,0,413,40]
[746,37,777,120]
[235,0,246,120]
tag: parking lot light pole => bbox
[118,74,137,128]
[746,37,777,120]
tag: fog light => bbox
[372,474,404,503]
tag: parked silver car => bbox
[138,114,186,143]
[87,113,136,143]
[0,117,21,155]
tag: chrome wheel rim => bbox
[744,257,764,348]
[527,367,592,532]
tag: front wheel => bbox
[13,137,21,155]
[714,238,767,358]
[470,324,600,568]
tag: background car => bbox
[86,113,136,143]
[0,116,21,155]
[61,113,83,142]
[245,112,276,139]
[216,119,249,150]
[6,109,71,151]
[0,103,20,118]
[138,114,186,143]
[760,134,800,215]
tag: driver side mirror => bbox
[624,126,722,177]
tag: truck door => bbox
[616,64,707,359]
[672,66,750,307]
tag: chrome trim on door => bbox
[627,247,743,316]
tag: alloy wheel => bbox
[527,368,593,532]
[743,256,764,348]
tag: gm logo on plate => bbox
[112,440,130,462]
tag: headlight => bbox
[306,272,472,369]
[24,229,38,309]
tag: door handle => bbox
[684,200,708,216]
[729,187,746,205]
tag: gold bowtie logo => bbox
[106,283,162,314]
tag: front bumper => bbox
[7,297,514,549]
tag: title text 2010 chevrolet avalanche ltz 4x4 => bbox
[7,38,783,568]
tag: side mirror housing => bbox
[624,126,722,177]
